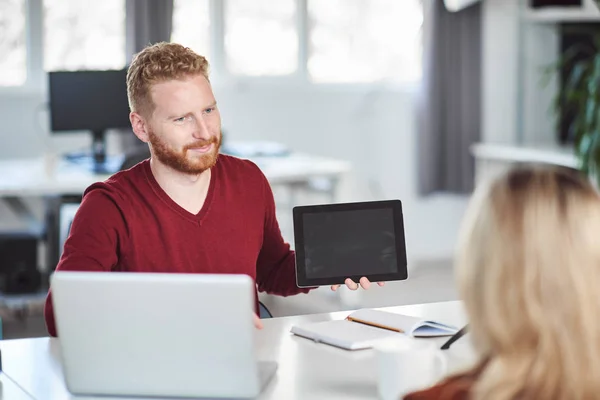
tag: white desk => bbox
[0,153,351,197]
[0,153,351,272]
[0,372,34,399]
[0,301,476,400]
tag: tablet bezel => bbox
[292,199,408,288]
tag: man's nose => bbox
[192,116,211,140]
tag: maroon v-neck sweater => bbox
[44,155,310,336]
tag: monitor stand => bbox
[63,130,124,175]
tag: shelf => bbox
[522,0,600,22]
[470,142,577,167]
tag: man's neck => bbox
[149,158,212,214]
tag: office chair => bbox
[120,146,151,170]
[258,302,273,319]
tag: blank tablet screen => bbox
[303,208,396,278]
[293,200,407,287]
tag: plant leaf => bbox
[565,62,589,93]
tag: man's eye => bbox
[174,116,186,122]
[205,107,215,114]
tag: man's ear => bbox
[130,112,150,143]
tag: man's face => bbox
[146,74,222,175]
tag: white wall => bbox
[521,23,560,146]
[215,82,468,263]
[482,0,521,144]
[0,92,125,159]
[0,93,49,157]
[482,0,565,147]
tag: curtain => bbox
[417,0,482,195]
[121,0,174,153]
[126,0,174,59]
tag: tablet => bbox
[293,200,408,288]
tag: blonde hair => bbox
[457,165,600,399]
[126,42,210,117]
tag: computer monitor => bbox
[48,69,131,174]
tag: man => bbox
[44,42,382,337]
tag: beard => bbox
[148,129,222,175]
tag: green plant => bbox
[544,33,600,186]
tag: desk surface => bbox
[0,153,352,197]
[0,372,34,400]
[0,301,476,400]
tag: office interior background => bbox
[0,0,591,338]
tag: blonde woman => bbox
[405,165,600,400]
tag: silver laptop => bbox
[50,271,277,399]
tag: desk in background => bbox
[0,301,476,400]
[0,152,351,277]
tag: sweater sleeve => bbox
[403,383,470,400]
[44,187,127,337]
[254,170,312,296]
[403,369,479,400]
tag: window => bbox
[4,0,422,88]
[171,0,211,58]
[43,0,126,71]
[224,0,298,76]
[0,0,27,86]
[307,0,423,83]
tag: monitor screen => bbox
[48,69,131,133]
[301,208,399,279]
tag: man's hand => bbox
[331,277,386,291]
[254,313,264,330]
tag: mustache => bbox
[184,136,218,151]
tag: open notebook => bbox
[291,309,459,350]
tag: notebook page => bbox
[291,320,400,350]
[347,309,422,334]
[412,324,456,337]
[348,309,458,337]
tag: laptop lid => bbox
[51,271,267,398]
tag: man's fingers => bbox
[333,279,384,291]
[345,278,359,290]
[359,277,371,290]
[254,313,264,330]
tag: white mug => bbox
[374,338,447,400]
